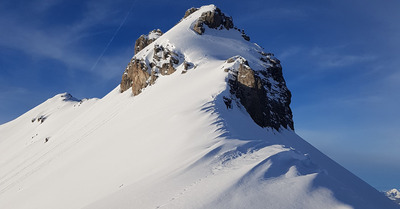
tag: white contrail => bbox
[90,0,137,71]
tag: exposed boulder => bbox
[224,56,294,130]
[134,29,163,54]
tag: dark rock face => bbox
[134,29,163,55]
[225,56,294,130]
[193,7,233,35]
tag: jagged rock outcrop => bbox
[224,55,294,130]
[191,7,250,41]
[193,7,233,35]
[120,34,187,95]
[134,29,163,54]
[120,28,179,95]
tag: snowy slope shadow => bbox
[180,89,398,209]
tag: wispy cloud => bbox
[309,46,376,68]
[95,52,133,79]
[277,46,303,60]
[279,45,376,70]
[0,18,89,68]
[0,0,130,80]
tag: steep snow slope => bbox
[0,5,398,209]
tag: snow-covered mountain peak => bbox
[120,5,293,130]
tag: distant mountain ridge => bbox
[385,189,400,205]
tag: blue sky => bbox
[0,0,399,191]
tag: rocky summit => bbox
[119,5,293,130]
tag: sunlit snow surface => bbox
[0,5,398,209]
